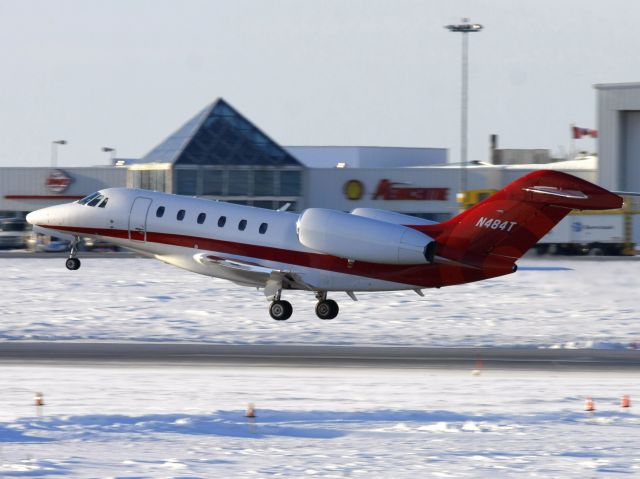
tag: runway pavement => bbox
[0,342,639,370]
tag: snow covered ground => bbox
[1,257,638,348]
[1,365,639,478]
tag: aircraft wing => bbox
[193,253,313,298]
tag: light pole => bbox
[51,140,67,168]
[102,146,116,164]
[445,19,483,204]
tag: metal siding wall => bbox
[305,168,459,214]
[623,111,640,192]
[0,167,126,212]
[597,84,640,190]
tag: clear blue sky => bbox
[0,0,635,167]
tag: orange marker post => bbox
[585,397,595,412]
[622,395,631,408]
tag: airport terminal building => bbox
[1,87,634,223]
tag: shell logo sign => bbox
[344,180,364,200]
[45,169,74,194]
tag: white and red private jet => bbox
[26,170,622,320]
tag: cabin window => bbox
[177,209,185,221]
[259,223,268,234]
[197,213,206,224]
[218,216,226,227]
[98,198,108,208]
[87,195,103,207]
[156,206,165,218]
[238,219,247,231]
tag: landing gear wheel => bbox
[269,300,293,321]
[65,257,81,270]
[315,299,339,320]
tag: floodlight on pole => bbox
[51,140,67,168]
[445,18,483,205]
[102,146,117,163]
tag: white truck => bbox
[535,196,639,255]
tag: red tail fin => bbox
[415,170,623,267]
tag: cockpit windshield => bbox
[77,192,109,207]
[77,192,99,205]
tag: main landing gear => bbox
[314,291,339,320]
[269,299,293,321]
[268,290,293,321]
[65,237,81,271]
[268,290,339,321]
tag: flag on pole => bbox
[572,126,598,139]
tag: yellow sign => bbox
[344,180,364,200]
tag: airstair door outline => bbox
[129,197,152,242]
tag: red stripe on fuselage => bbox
[40,224,499,288]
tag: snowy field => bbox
[1,365,639,478]
[1,257,638,348]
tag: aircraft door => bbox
[129,197,152,241]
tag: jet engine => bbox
[350,208,438,226]
[297,208,436,265]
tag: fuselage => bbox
[27,188,481,292]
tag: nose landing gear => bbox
[65,237,81,271]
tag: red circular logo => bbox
[45,169,74,194]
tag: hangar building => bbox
[596,82,640,193]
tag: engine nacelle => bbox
[350,208,438,226]
[297,208,435,265]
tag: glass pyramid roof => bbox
[139,99,302,167]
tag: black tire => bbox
[316,299,339,320]
[270,300,292,321]
[65,258,81,270]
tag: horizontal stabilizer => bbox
[412,170,623,267]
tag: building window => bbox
[254,169,276,196]
[238,219,247,231]
[203,169,224,195]
[259,223,268,234]
[218,216,226,227]
[176,169,198,195]
[280,170,301,196]
[177,209,186,221]
[197,213,206,224]
[228,170,250,196]
[150,170,166,192]
[139,170,151,190]
[156,206,165,218]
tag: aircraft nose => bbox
[26,210,37,225]
[26,209,45,226]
